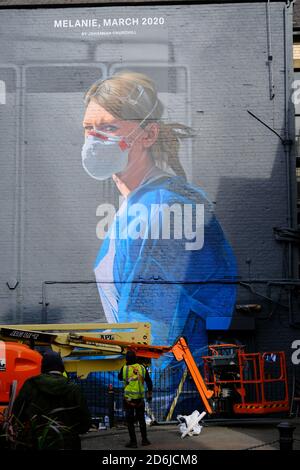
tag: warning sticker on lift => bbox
[0,341,6,371]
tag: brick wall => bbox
[294,0,300,29]
[0,2,298,371]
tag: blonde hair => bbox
[84,71,195,179]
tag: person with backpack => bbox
[12,350,91,450]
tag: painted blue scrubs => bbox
[94,172,237,368]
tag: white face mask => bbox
[82,130,130,181]
[81,99,158,181]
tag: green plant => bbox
[1,408,74,450]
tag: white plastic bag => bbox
[177,410,206,438]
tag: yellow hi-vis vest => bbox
[123,363,146,400]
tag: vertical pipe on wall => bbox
[17,66,26,323]
[13,66,26,323]
[283,1,299,326]
[12,66,21,324]
[283,3,294,273]
[266,0,275,100]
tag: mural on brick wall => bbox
[0,3,292,369]
[82,71,237,365]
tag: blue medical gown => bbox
[94,176,237,368]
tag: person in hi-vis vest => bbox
[118,350,152,448]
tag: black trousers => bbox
[124,399,147,443]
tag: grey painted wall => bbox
[0,2,297,361]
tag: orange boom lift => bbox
[0,323,289,417]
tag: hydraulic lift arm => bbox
[172,337,214,414]
[0,324,289,418]
[69,333,214,414]
[0,324,213,414]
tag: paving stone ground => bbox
[81,419,300,451]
